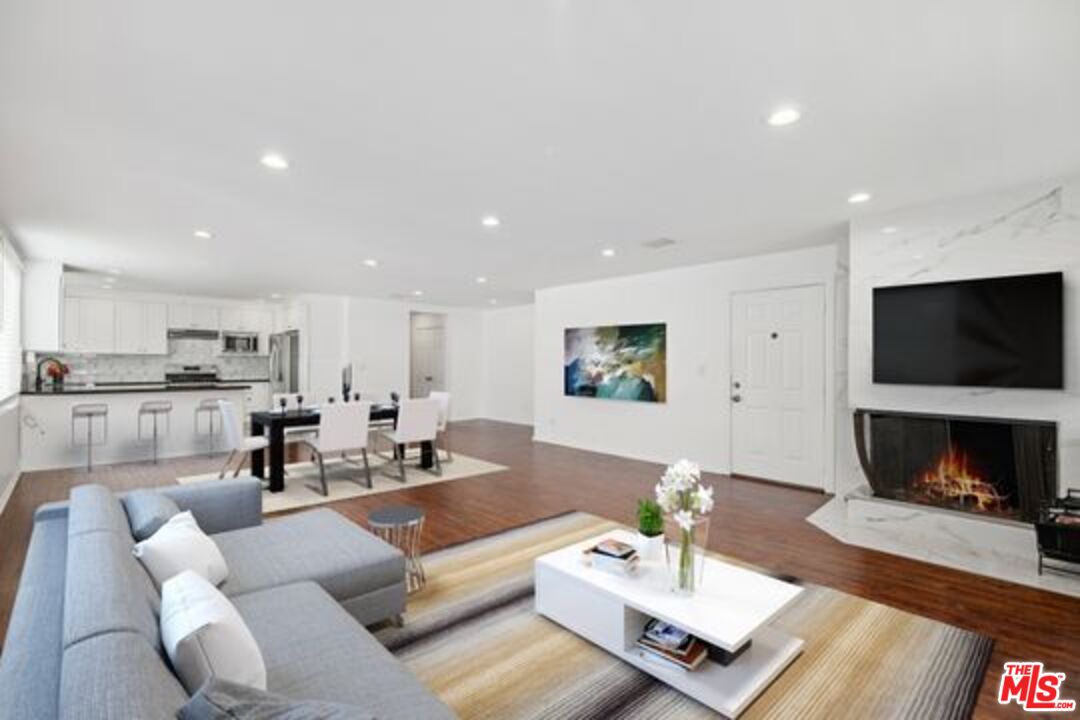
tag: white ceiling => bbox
[2,0,1079,306]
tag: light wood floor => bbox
[2,419,1076,718]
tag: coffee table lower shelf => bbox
[535,562,804,718]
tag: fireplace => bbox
[853,409,1057,523]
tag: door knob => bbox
[732,394,742,403]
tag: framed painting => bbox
[564,323,666,403]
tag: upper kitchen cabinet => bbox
[63,297,116,354]
[22,260,64,352]
[115,300,167,355]
[168,302,220,331]
[220,306,270,333]
[274,303,307,333]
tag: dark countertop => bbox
[22,383,253,396]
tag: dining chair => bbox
[300,401,372,496]
[377,398,440,482]
[218,399,270,478]
[428,391,453,463]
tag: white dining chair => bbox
[300,401,372,496]
[378,398,441,482]
[218,399,270,478]
[429,391,453,462]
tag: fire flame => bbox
[912,447,1011,513]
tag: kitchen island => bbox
[20,384,252,471]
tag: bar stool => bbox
[138,400,173,464]
[194,397,224,455]
[71,403,108,472]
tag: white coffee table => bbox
[535,529,804,718]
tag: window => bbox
[0,233,22,400]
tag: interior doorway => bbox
[410,312,447,398]
[730,284,826,489]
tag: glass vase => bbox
[663,515,709,596]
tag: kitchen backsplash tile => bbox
[29,338,269,385]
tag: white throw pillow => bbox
[161,570,267,693]
[133,511,229,588]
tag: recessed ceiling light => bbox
[848,192,872,204]
[481,215,500,228]
[269,293,282,299]
[260,152,289,170]
[363,259,378,268]
[601,248,616,258]
[881,226,899,234]
[412,290,424,297]
[100,284,113,290]
[767,106,802,127]
[194,229,213,239]
[107,267,122,275]
[488,298,498,305]
[476,276,488,284]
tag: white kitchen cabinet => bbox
[168,302,220,331]
[63,297,116,353]
[144,302,168,354]
[222,306,270,333]
[62,297,80,352]
[244,381,271,413]
[22,260,64,352]
[274,303,306,333]
[116,301,168,354]
[114,300,144,354]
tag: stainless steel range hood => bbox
[166,328,221,340]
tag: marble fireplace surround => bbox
[818,176,1080,598]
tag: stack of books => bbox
[584,538,640,575]
[636,618,708,671]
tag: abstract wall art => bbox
[564,323,667,403]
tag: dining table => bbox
[249,403,435,492]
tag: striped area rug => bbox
[374,512,992,720]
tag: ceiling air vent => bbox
[642,237,677,250]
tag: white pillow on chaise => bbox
[133,510,229,588]
[160,570,267,693]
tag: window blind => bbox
[0,235,23,400]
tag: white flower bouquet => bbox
[655,459,713,594]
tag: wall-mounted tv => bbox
[873,272,1063,389]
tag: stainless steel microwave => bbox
[222,332,259,355]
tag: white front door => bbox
[730,285,825,489]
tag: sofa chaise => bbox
[0,478,455,719]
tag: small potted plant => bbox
[636,498,665,561]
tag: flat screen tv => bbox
[873,272,1063,389]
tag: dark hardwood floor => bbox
[2,419,1077,718]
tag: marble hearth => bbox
[808,489,1080,598]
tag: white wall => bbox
[305,294,485,420]
[846,176,1080,495]
[533,245,844,488]
[0,235,23,512]
[482,305,534,425]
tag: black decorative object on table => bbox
[296,394,304,409]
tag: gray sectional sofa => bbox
[0,478,455,719]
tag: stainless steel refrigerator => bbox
[269,330,300,396]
